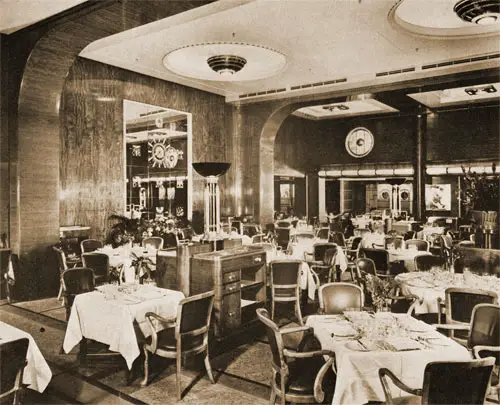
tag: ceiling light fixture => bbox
[454,0,500,25]
[322,104,350,112]
[464,84,497,95]
[207,55,247,76]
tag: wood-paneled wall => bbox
[60,57,232,241]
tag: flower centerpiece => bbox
[365,274,395,312]
[131,251,154,283]
[106,214,140,248]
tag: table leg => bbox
[78,338,88,367]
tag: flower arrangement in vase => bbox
[365,274,395,312]
[130,251,154,283]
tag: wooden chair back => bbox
[0,338,29,403]
[384,236,404,250]
[275,227,291,250]
[256,308,287,374]
[312,243,337,262]
[405,239,429,251]
[176,291,215,342]
[81,252,109,282]
[445,288,498,326]
[142,236,163,250]
[469,304,500,357]
[359,248,389,273]
[421,358,494,405]
[315,227,330,241]
[329,231,345,247]
[414,255,446,271]
[80,239,103,253]
[62,267,95,320]
[53,246,68,272]
[318,282,364,314]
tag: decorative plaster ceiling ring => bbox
[163,42,287,82]
[388,0,500,39]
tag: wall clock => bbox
[345,127,374,158]
[148,139,183,168]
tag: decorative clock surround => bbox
[345,127,374,158]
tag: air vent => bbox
[376,67,415,77]
[422,53,500,70]
[290,77,347,91]
[238,88,286,99]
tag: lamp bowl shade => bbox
[192,162,231,177]
[385,177,406,186]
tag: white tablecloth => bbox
[387,249,432,272]
[63,285,184,369]
[306,314,470,405]
[0,322,52,393]
[396,271,500,314]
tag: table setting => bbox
[63,283,184,368]
[306,311,470,405]
[396,269,500,313]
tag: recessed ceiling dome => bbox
[163,43,287,82]
[454,0,500,24]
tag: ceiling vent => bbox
[376,67,415,77]
[290,77,347,91]
[422,53,500,70]
[454,0,500,25]
[239,88,286,99]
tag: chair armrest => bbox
[283,348,334,359]
[313,354,336,403]
[379,368,422,405]
[144,312,177,352]
[433,323,470,331]
[280,325,313,335]
[473,345,500,359]
[436,297,445,324]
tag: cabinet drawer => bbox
[221,253,265,271]
[221,291,241,331]
[222,281,240,296]
[222,270,240,284]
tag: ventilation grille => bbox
[422,53,500,70]
[376,67,415,77]
[290,77,347,91]
[239,88,286,99]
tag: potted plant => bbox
[460,164,499,229]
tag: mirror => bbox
[123,100,192,220]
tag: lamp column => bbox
[414,110,427,221]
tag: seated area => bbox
[1,1,499,404]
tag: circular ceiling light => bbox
[207,55,247,76]
[454,0,500,25]
[163,43,287,82]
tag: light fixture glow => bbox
[454,0,500,25]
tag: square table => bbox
[306,313,470,405]
[63,284,184,369]
[0,321,52,393]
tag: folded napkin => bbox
[384,337,423,351]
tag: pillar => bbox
[414,111,427,221]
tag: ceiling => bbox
[0,0,87,34]
[79,0,500,103]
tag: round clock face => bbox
[345,127,374,158]
[153,144,166,160]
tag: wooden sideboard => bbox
[191,246,267,338]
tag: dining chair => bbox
[384,235,404,250]
[276,227,291,250]
[329,231,345,248]
[388,285,419,315]
[292,232,315,244]
[0,249,12,302]
[405,239,429,251]
[436,287,499,346]
[379,357,495,405]
[251,233,265,244]
[345,236,362,262]
[457,240,475,248]
[414,254,446,272]
[310,247,338,284]
[231,220,243,234]
[403,230,416,241]
[256,308,336,405]
[315,227,330,241]
[80,239,103,253]
[0,337,29,405]
[270,260,304,325]
[142,236,164,250]
[62,267,95,321]
[276,220,291,229]
[359,248,390,275]
[141,291,215,400]
[53,246,69,302]
[81,252,109,285]
[318,282,364,314]
[243,224,261,238]
[437,234,454,269]
[470,304,500,402]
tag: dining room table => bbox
[63,283,185,369]
[306,311,471,405]
[395,269,500,314]
[0,321,53,393]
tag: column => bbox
[413,111,427,221]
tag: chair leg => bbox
[271,298,275,321]
[57,281,63,302]
[176,351,182,400]
[269,384,276,405]
[295,296,304,326]
[204,347,215,384]
[140,347,149,387]
[280,376,286,405]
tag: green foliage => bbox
[460,164,499,213]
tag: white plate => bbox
[346,340,372,352]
